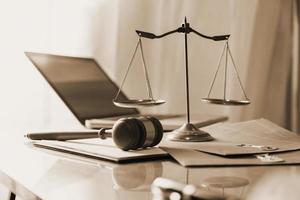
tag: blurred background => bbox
[0,0,298,132]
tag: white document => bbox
[161,147,300,167]
[30,138,168,163]
[160,119,300,156]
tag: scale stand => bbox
[116,17,250,142]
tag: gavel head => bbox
[112,116,163,151]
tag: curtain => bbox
[238,0,293,129]
[291,0,300,132]
[1,0,295,130]
[91,0,294,129]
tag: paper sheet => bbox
[162,147,300,167]
[160,119,300,156]
[29,138,168,163]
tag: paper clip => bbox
[237,144,279,151]
[256,154,284,163]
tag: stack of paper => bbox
[160,119,300,166]
[29,138,168,163]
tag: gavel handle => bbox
[25,128,113,141]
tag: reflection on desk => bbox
[1,131,300,199]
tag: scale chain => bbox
[114,37,141,101]
[207,40,249,101]
[207,41,227,98]
[139,38,154,100]
[227,44,249,100]
[224,41,229,100]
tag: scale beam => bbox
[136,24,230,41]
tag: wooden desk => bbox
[1,130,300,200]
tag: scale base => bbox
[166,123,214,142]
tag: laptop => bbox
[25,52,227,131]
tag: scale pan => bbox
[201,98,250,106]
[113,99,165,108]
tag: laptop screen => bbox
[25,52,139,124]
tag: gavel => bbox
[25,116,163,151]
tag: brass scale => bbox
[113,18,250,142]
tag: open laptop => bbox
[25,52,227,131]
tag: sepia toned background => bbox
[0,0,297,132]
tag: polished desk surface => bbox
[1,129,300,200]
